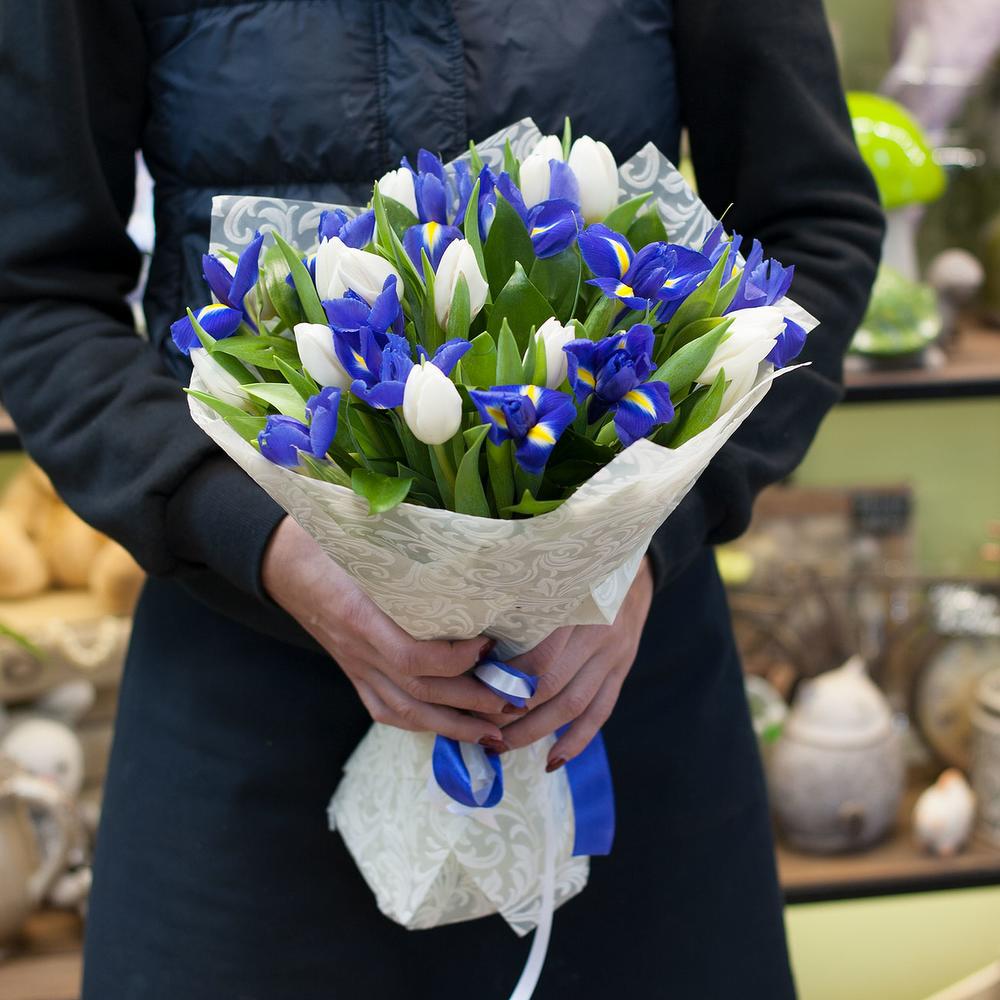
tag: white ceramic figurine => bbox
[913,769,976,857]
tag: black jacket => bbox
[0,0,882,640]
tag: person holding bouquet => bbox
[0,2,882,997]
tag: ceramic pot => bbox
[972,668,1000,848]
[0,753,72,943]
[769,657,905,853]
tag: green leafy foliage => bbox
[243,383,308,422]
[602,194,651,236]
[495,319,523,384]
[274,356,320,404]
[483,195,534,298]
[486,264,555,351]
[530,249,581,323]
[454,425,491,517]
[184,389,267,443]
[650,317,732,397]
[503,492,565,516]
[626,210,668,250]
[669,368,726,447]
[461,332,497,387]
[351,468,413,515]
[271,231,327,325]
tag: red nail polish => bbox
[478,639,496,661]
[479,736,509,754]
[545,757,565,773]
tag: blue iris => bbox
[258,387,341,467]
[578,225,712,316]
[171,229,263,354]
[701,222,806,368]
[495,166,583,259]
[469,385,576,475]
[323,275,404,345]
[403,221,463,271]
[563,324,674,446]
[318,208,376,249]
[336,329,470,410]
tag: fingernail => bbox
[478,639,496,661]
[545,757,565,773]
[501,704,528,715]
[479,736,509,754]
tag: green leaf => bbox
[486,439,515,515]
[184,389,267,443]
[420,249,446,354]
[503,491,565,516]
[259,242,304,331]
[496,319,523,384]
[483,195,534,298]
[602,193,651,236]
[503,139,520,186]
[380,197,419,241]
[650,317,732,395]
[520,327,538,383]
[561,116,572,160]
[300,453,351,487]
[595,421,620,447]
[373,185,425,296]
[244,383,307,421]
[714,270,742,315]
[211,334,300,369]
[390,413,435,481]
[351,468,413,515]
[468,141,485,174]
[660,246,731,349]
[274,355,320,403]
[626,210,669,250]
[548,428,616,466]
[529,248,581,324]
[460,332,497,387]
[270,231,327,325]
[461,177,486,277]
[446,272,472,341]
[544,458,603,489]
[396,462,441,504]
[454,424,491,517]
[581,294,617,341]
[670,368,725,447]
[486,263,555,352]
[429,442,456,509]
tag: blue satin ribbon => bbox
[430,658,616,857]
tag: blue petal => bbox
[470,388,518,446]
[526,199,582,259]
[324,295,371,333]
[379,334,415,383]
[415,172,448,225]
[334,327,381,383]
[259,415,311,467]
[613,381,675,446]
[767,317,807,368]
[403,222,462,271]
[495,173,529,224]
[623,323,655,368]
[547,159,580,206]
[305,386,341,457]
[578,224,634,280]
[595,354,641,403]
[431,338,472,376]
[229,230,264,309]
[196,303,243,341]
[318,208,350,242]
[586,276,648,311]
[563,340,598,402]
[202,254,234,307]
[367,276,402,335]
[170,315,197,355]
[350,378,406,409]
[452,160,473,223]
[512,397,575,475]
[529,385,576,422]
[417,148,447,185]
[339,209,376,249]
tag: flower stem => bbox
[431,442,457,491]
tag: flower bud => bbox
[378,168,418,217]
[190,348,252,411]
[518,135,565,209]
[315,237,402,306]
[402,360,463,445]
[568,136,619,224]
[294,322,351,389]
[433,239,489,327]
[535,317,576,388]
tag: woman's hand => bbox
[262,517,508,746]
[492,558,655,771]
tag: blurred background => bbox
[1,1,999,998]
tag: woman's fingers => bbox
[365,671,504,744]
[499,653,611,751]
[544,671,626,770]
[405,674,510,715]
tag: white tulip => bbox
[190,348,253,411]
[532,134,565,163]
[402,360,463,446]
[568,136,619,223]
[315,236,402,306]
[377,168,418,216]
[294,322,351,389]
[535,317,576,388]
[519,135,565,209]
[433,239,489,327]
[697,307,787,411]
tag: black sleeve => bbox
[0,3,290,624]
[646,0,885,589]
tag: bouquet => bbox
[181,118,815,997]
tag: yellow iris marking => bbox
[624,390,657,415]
[731,266,742,280]
[201,303,228,314]
[352,350,369,371]
[577,368,595,387]
[530,223,555,237]
[663,277,679,289]
[425,221,440,247]
[486,405,508,428]
[528,424,555,444]
[615,283,634,298]
[606,238,630,277]
[522,385,541,404]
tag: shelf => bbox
[843,326,1000,403]
[778,784,1000,904]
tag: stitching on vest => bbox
[371,1,390,170]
